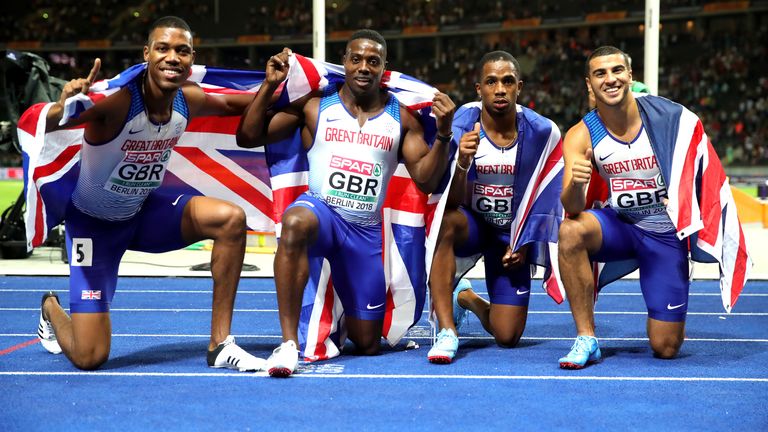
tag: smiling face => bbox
[586,53,632,108]
[342,38,386,98]
[476,60,522,116]
[143,26,195,92]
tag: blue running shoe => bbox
[559,335,602,369]
[428,328,459,364]
[453,278,472,331]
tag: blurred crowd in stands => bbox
[1,0,765,166]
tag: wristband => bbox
[436,133,453,144]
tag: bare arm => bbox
[401,92,456,194]
[445,122,479,207]
[561,123,594,215]
[45,59,102,132]
[236,48,308,148]
[185,84,255,118]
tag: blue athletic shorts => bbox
[65,192,193,313]
[454,207,531,307]
[288,194,386,320]
[588,207,690,322]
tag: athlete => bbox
[37,16,264,371]
[558,46,727,368]
[427,51,562,363]
[237,29,455,377]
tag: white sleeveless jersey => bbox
[71,79,189,221]
[307,89,402,225]
[469,125,518,231]
[583,110,675,233]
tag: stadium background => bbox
[0,3,767,430]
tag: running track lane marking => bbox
[0,371,767,382]
[2,289,768,297]
[2,334,768,343]
[0,338,39,356]
[2,308,768,316]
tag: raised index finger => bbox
[86,58,101,84]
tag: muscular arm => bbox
[45,59,102,132]
[561,122,594,215]
[236,47,313,148]
[445,123,480,207]
[401,92,456,194]
[400,110,451,194]
[235,81,311,148]
[184,83,255,118]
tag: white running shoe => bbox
[38,292,62,355]
[207,335,266,372]
[267,340,299,378]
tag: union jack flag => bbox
[19,54,447,361]
[80,290,101,300]
[584,94,752,312]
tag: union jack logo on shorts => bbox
[81,290,102,300]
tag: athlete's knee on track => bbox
[70,345,110,370]
[350,334,381,356]
[650,334,684,359]
[492,325,524,348]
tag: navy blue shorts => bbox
[65,192,193,313]
[588,207,690,322]
[288,193,386,320]
[455,207,531,307]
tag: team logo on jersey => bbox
[611,178,657,191]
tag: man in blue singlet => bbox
[37,16,265,371]
[558,46,689,368]
[237,29,455,377]
[427,51,563,363]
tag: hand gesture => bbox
[501,244,528,269]
[59,58,101,104]
[265,48,292,87]
[457,122,480,170]
[431,92,456,137]
[571,147,593,186]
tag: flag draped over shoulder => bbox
[450,102,565,302]
[584,94,752,312]
[18,55,447,361]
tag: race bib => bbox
[471,182,514,229]
[610,173,668,217]
[104,149,172,196]
[322,154,383,213]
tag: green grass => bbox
[734,185,757,198]
[0,180,23,212]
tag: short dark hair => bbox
[585,46,631,77]
[478,51,521,80]
[147,16,192,46]
[348,29,387,57]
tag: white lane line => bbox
[0,371,766,382]
[2,289,768,297]
[5,308,767,316]
[2,334,768,342]
[0,289,276,294]
[2,289,768,298]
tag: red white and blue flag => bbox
[585,94,752,312]
[18,55,447,361]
